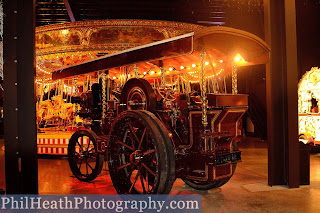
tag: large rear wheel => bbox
[68,129,104,182]
[108,110,175,194]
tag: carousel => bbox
[35,20,204,154]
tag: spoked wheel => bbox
[183,164,237,190]
[108,110,175,194]
[68,129,104,182]
[120,78,156,112]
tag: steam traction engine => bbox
[52,26,270,194]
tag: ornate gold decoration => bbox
[101,73,107,120]
[200,43,208,127]
[232,65,238,94]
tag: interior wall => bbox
[296,1,320,79]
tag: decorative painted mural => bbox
[90,27,165,44]
[36,29,81,50]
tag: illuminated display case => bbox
[298,67,320,144]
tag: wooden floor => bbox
[2,137,320,212]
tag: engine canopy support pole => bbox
[74,77,79,113]
[102,73,107,120]
[199,40,208,128]
[232,66,238,94]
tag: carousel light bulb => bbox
[219,60,224,63]
[113,76,117,80]
[143,72,147,75]
[61,29,68,35]
[235,56,241,62]
[180,66,184,69]
[169,67,173,71]
[128,74,131,77]
[150,71,155,75]
[205,61,209,66]
[192,64,196,68]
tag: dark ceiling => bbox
[35,0,320,79]
[36,0,229,27]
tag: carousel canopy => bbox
[52,26,270,81]
[36,19,204,85]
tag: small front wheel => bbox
[68,129,104,182]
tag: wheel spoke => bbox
[139,166,147,193]
[129,133,136,151]
[115,139,135,151]
[141,162,156,177]
[87,147,95,153]
[117,162,132,171]
[138,128,147,150]
[86,163,89,175]
[86,139,91,151]
[146,170,149,192]
[143,149,155,156]
[87,162,94,171]
[129,169,140,193]
[76,141,84,152]
[128,122,140,144]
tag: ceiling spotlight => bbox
[234,54,245,63]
